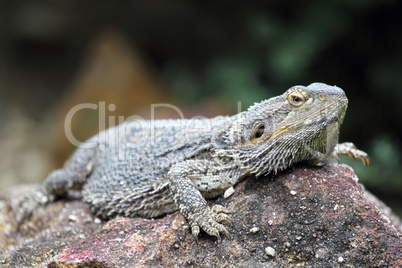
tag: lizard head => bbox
[226,83,348,175]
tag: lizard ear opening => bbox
[250,125,265,143]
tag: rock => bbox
[224,186,235,198]
[265,246,275,257]
[0,164,401,267]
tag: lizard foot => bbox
[333,142,370,166]
[188,204,232,243]
[15,186,54,229]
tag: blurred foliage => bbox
[0,0,400,212]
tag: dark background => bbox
[0,1,401,215]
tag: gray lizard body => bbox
[18,83,369,241]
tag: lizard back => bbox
[82,117,231,218]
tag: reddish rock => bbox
[1,164,401,267]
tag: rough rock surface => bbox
[1,164,401,267]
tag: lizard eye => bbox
[250,125,265,143]
[288,92,305,107]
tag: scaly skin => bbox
[17,83,369,242]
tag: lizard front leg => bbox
[168,160,233,242]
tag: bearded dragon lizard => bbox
[17,83,369,242]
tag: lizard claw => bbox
[215,213,233,226]
[191,225,200,243]
[211,204,231,214]
[188,204,232,242]
[333,142,370,166]
[215,230,222,243]
[220,225,231,240]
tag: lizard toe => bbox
[201,216,231,242]
[211,204,231,214]
[214,213,233,225]
[218,225,231,239]
[349,149,370,166]
[190,225,200,243]
[334,142,370,166]
[187,206,232,242]
[199,221,224,243]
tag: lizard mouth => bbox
[266,97,348,141]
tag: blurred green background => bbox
[0,1,401,215]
